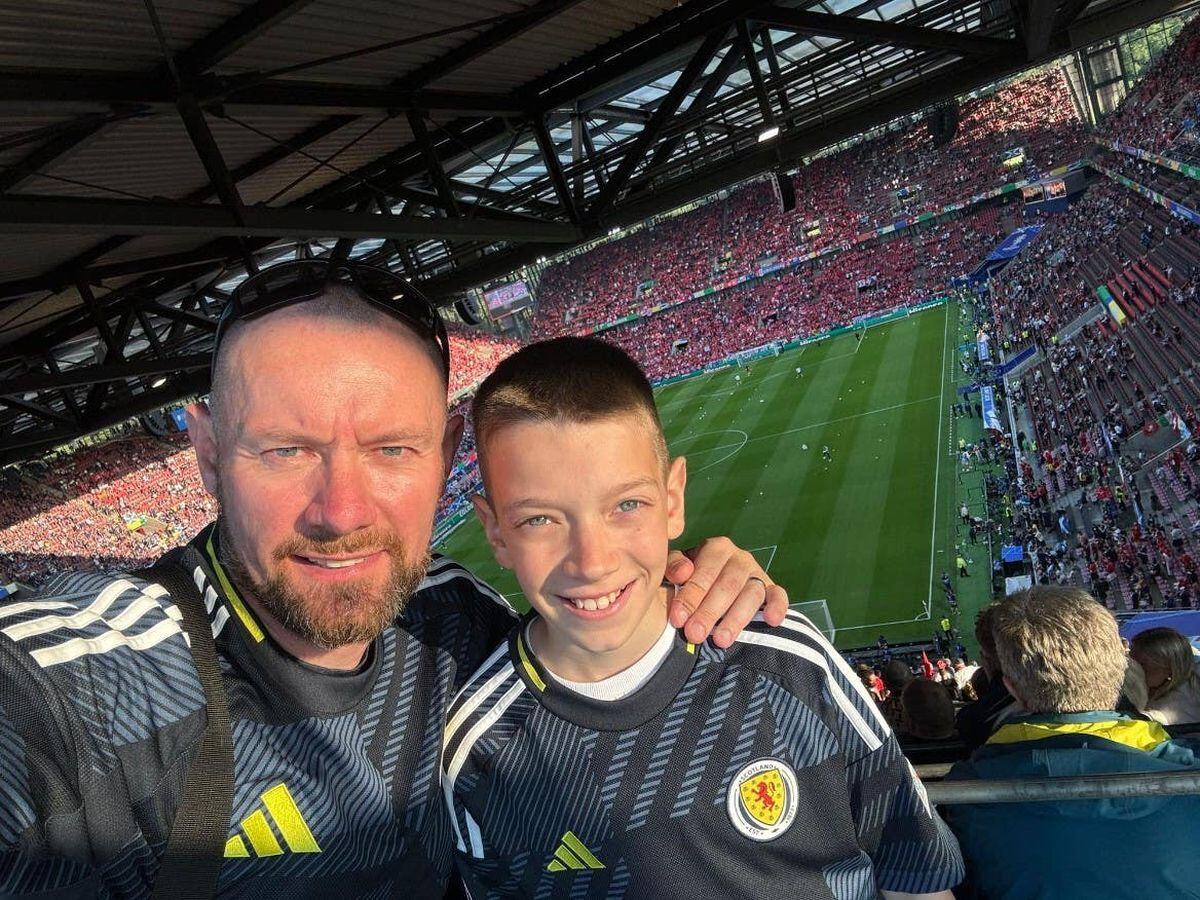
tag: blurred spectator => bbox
[878,659,914,730]
[956,603,1017,751]
[902,679,958,741]
[1129,627,1200,725]
[945,585,1200,900]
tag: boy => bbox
[443,337,962,899]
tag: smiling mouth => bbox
[556,579,636,612]
[295,553,378,570]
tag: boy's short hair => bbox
[992,585,1125,714]
[472,336,667,472]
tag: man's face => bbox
[475,414,685,669]
[190,305,458,649]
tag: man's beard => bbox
[216,518,430,651]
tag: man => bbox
[955,603,1016,751]
[945,586,1200,898]
[0,262,784,898]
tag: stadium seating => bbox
[1101,16,1200,153]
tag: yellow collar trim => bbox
[516,632,547,692]
[205,531,265,643]
[987,718,1170,752]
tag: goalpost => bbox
[790,598,836,645]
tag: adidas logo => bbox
[546,831,604,872]
[224,783,321,858]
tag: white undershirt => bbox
[527,621,677,701]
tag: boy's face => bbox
[474,412,686,662]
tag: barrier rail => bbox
[925,769,1200,805]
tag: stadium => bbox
[3,0,1200,896]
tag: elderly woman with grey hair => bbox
[1130,627,1200,725]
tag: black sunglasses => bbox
[213,260,450,378]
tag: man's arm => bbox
[665,537,789,647]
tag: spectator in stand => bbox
[945,585,1200,900]
[956,603,1017,750]
[1130,626,1200,725]
[901,678,958,742]
[878,659,914,730]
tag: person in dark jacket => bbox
[945,586,1200,899]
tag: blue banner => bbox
[980,385,1002,433]
[169,407,188,431]
[985,224,1043,262]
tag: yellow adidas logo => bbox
[546,831,604,872]
[224,783,321,858]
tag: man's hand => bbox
[665,537,788,648]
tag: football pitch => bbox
[439,302,959,650]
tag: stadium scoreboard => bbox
[483,280,532,314]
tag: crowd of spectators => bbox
[446,324,520,397]
[1101,15,1200,153]
[532,67,1087,337]
[0,435,216,585]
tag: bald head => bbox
[209,285,448,441]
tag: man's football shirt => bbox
[0,523,515,897]
[444,610,963,899]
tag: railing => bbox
[925,769,1200,804]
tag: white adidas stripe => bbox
[420,565,515,613]
[30,618,184,668]
[446,678,527,785]
[442,677,527,852]
[444,645,514,748]
[735,630,882,752]
[776,616,892,732]
[1,582,169,642]
[0,599,75,620]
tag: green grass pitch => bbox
[438,302,958,650]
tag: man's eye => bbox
[271,447,301,459]
[380,446,407,457]
[522,515,551,528]
[617,499,643,513]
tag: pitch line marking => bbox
[925,302,950,620]
[670,429,749,475]
[747,544,779,573]
[668,395,939,462]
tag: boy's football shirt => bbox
[444,610,964,899]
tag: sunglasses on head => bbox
[213,260,451,378]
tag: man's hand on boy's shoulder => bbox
[665,536,788,648]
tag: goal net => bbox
[789,599,836,645]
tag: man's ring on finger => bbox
[748,576,768,589]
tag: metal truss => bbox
[0,0,1186,459]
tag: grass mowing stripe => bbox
[436,305,954,646]
[926,302,951,619]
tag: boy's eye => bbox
[617,499,643,513]
[521,515,551,528]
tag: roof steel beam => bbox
[589,26,729,220]
[393,0,586,92]
[0,195,582,243]
[406,110,461,216]
[173,0,319,77]
[751,6,1019,57]
[0,70,524,115]
[1021,0,1059,60]
[1,353,210,395]
[532,116,580,223]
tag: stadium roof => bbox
[0,0,1192,461]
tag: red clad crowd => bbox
[533,69,1086,337]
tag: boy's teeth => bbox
[566,587,622,611]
